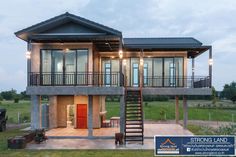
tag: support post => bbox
[183,96,188,129]
[175,96,179,124]
[119,38,123,87]
[120,95,125,134]
[192,57,195,87]
[88,95,93,137]
[139,49,144,88]
[209,46,212,88]
[31,95,41,130]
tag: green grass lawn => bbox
[1,99,235,123]
[0,100,31,123]
[106,100,236,122]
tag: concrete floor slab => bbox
[46,123,193,138]
[26,123,193,150]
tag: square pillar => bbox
[175,96,179,124]
[31,95,41,130]
[119,95,125,134]
[192,57,195,87]
[183,96,188,129]
[209,46,213,88]
[88,95,93,137]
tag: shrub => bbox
[20,114,30,123]
[14,97,19,103]
[159,110,166,120]
[216,124,236,135]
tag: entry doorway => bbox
[77,104,88,129]
[66,104,75,128]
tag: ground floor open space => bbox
[46,123,193,138]
[25,123,193,150]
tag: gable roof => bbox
[15,12,122,41]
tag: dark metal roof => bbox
[15,12,122,41]
[123,37,210,58]
[124,37,202,48]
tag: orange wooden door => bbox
[77,104,87,129]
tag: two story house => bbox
[15,12,212,144]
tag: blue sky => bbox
[0,0,236,92]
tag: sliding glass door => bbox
[41,49,88,85]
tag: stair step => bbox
[126,105,141,107]
[126,116,142,120]
[126,130,143,133]
[126,112,142,115]
[126,109,141,112]
[126,123,142,125]
[126,127,143,129]
[125,135,143,138]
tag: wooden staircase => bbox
[124,89,144,144]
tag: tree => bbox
[222,82,236,103]
[20,91,30,100]
[0,89,17,100]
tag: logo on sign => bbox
[157,138,179,154]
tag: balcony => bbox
[29,72,210,88]
[29,72,124,87]
[143,76,210,88]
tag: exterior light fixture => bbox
[208,59,213,65]
[119,50,123,59]
[123,59,127,66]
[25,51,31,59]
[64,48,69,52]
[140,58,144,66]
[111,56,115,59]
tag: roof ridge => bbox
[15,12,122,37]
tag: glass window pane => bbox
[175,57,183,86]
[153,58,163,86]
[65,50,76,85]
[164,58,175,87]
[52,50,63,85]
[131,58,139,87]
[77,50,88,72]
[41,50,52,85]
[42,50,51,73]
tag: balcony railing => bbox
[29,72,123,87]
[28,72,210,88]
[143,76,210,88]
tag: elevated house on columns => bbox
[15,12,212,144]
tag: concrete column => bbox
[31,95,41,130]
[183,96,188,129]
[209,46,212,88]
[88,95,93,137]
[175,96,179,124]
[139,50,144,88]
[192,57,195,87]
[119,95,125,134]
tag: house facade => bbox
[15,12,212,144]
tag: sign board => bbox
[155,136,235,156]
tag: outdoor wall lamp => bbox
[208,58,213,65]
[140,58,144,66]
[119,50,123,59]
[64,48,69,52]
[123,59,127,66]
[25,51,31,59]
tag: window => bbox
[41,49,88,85]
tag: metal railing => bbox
[143,76,210,88]
[29,72,123,87]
